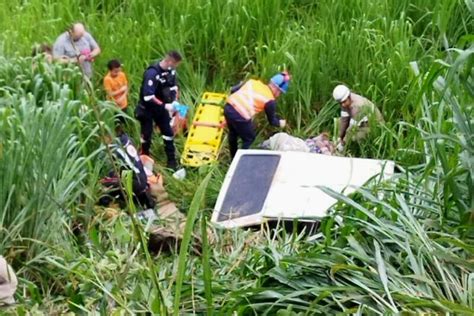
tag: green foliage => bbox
[0,0,472,314]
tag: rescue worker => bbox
[224,72,290,158]
[136,51,182,169]
[332,84,383,151]
[100,127,155,210]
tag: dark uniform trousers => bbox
[224,104,256,158]
[136,103,176,165]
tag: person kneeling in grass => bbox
[103,59,129,116]
[332,84,384,152]
[99,126,155,210]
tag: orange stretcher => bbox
[180,92,227,167]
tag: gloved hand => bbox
[165,101,180,112]
[336,141,344,152]
[164,103,175,112]
[171,100,180,108]
[279,119,286,128]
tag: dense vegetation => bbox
[0,0,472,314]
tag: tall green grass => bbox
[0,0,471,131]
[0,59,97,301]
[0,0,472,314]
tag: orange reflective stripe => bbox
[253,91,272,113]
[237,81,255,116]
[228,82,253,119]
[230,99,252,120]
[252,81,273,113]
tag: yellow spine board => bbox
[181,92,227,167]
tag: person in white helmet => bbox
[332,84,383,151]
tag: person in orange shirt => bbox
[103,59,129,113]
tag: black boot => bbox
[166,159,178,171]
[164,139,178,170]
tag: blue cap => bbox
[270,72,290,93]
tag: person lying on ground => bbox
[305,132,335,155]
[261,132,335,155]
[332,84,383,152]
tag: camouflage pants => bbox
[347,126,370,142]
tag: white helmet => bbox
[332,84,350,102]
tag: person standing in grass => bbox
[135,50,182,170]
[224,72,290,158]
[103,59,129,114]
[332,84,383,152]
[52,22,101,78]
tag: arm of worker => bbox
[264,100,284,127]
[116,86,128,103]
[339,111,351,143]
[167,70,179,101]
[120,85,128,95]
[142,69,164,105]
[52,34,78,64]
[53,55,78,64]
[84,32,101,59]
[103,77,125,98]
[120,75,129,96]
[52,45,78,64]
[116,94,127,104]
[110,85,128,97]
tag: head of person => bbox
[319,132,330,142]
[268,71,291,98]
[69,23,86,41]
[107,59,122,78]
[161,50,182,70]
[31,43,53,63]
[332,84,352,109]
[103,124,124,145]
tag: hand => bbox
[164,103,175,112]
[78,55,87,63]
[85,54,94,62]
[171,100,180,107]
[336,142,344,152]
[116,94,126,103]
[279,119,286,128]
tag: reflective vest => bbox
[227,79,274,120]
